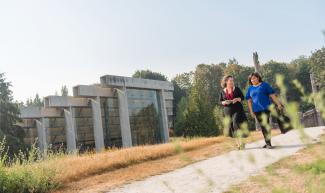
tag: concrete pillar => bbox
[115,88,132,147]
[64,107,77,153]
[310,73,324,126]
[158,90,169,143]
[90,97,105,152]
[35,118,48,153]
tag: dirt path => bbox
[106,126,325,193]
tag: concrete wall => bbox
[19,75,174,153]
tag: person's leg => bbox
[275,109,293,134]
[232,112,243,149]
[255,111,272,146]
[224,108,234,137]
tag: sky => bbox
[0,0,324,102]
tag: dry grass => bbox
[228,135,325,193]
[50,136,227,184]
[51,130,279,193]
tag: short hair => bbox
[221,75,234,88]
[248,72,263,85]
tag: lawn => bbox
[228,135,325,193]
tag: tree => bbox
[26,93,43,107]
[310,47,325,90]
[174,97,189,136]
[0,73,25,155]
[132,70,168,81]
[223,63,254,89]
[289,56,312,94]
[287,56,315,111]
[174,64,223,137]
[171,72,193,116]
[61,85,69,96]
[261,60,290,87]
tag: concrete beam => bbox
[90,97,105,152]
[20,107,61,119]
[158,89,169,143]
[73,85,114,97]
[45,96,88,107]
[35,118,48,153]
[100,75,174,91]
[115,88,132,147]
[64,108,77,153]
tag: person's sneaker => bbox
[262,144,274,149]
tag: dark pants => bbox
[255,110,272,145]
[273,109,293,134]
[224,107,247,138]
[255,109,293,145]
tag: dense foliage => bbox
[0,73,25,156]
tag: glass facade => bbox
[126,88,163,145]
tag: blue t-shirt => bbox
[245,82,275,113]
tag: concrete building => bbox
[20,75,174,153]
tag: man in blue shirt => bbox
[246,72,283,149]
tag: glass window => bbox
[126,88,163,145]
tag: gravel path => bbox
[107,126,325,193]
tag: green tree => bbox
[175,64,223,137]
[223,63,254,89]
[289,56,312,94]
[310,47,325,90]
[0,73,25,155]
[261,60,290,87]
[288,56,314,111]
[132,70,168,81]
[171,72,193,115]
[26,93,43,107]
[174,97,189,136]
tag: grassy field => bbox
[0,130,279,193]
[228,135,325,193]
[54,130,279,193]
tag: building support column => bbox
[35,118,48,153]
[90,97,105,152]
[115,88,132,147]
[310,73,324,126]
[64,107,77,153]
[158,90,169,143]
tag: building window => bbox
[126,88,163,145]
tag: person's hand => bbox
[250,112,256,118]
[222,101,231,105]
[277,103,283,111]
[232,98,241,104]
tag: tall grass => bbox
[0,138,59,193]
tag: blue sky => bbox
[0,0,324,102]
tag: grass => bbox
[0,129,276,193]
[0,140,59,193]
[50,136,228,183]
[295,159,325,175]
[54,130,278,193]
[228,135,325,193]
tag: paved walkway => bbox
[107,126,325,193]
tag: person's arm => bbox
[247,99,255,118]
[219,91,229,106]
[270,94,283,110]
[264,82,283,110]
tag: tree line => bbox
[0,48,324,155]
[133,48,325,137]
